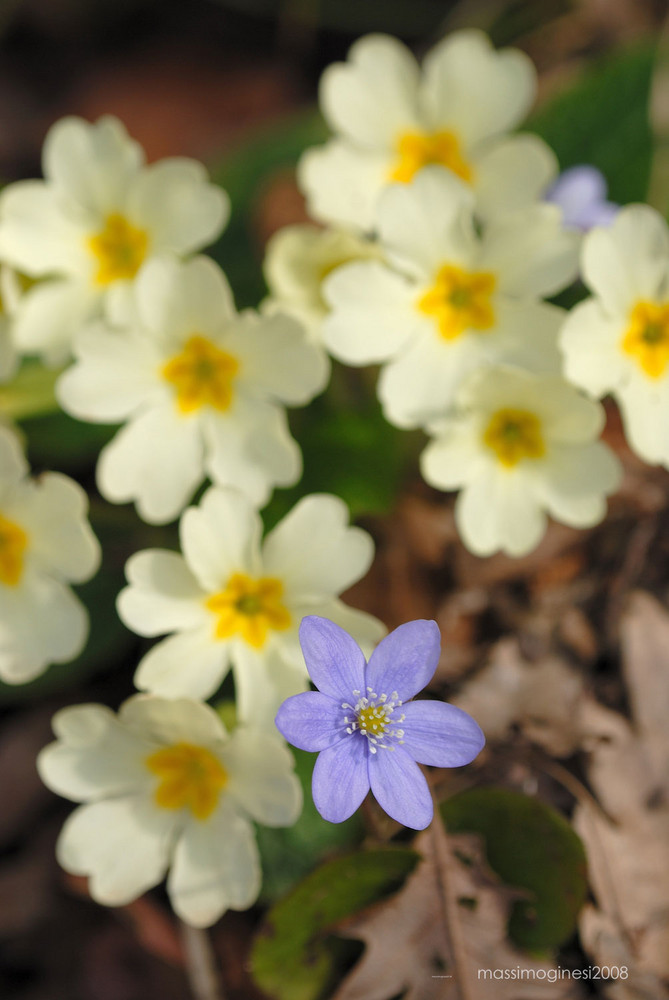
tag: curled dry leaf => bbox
[332,825,583,1000]
[574,591,669,996]
[453,639,585,757]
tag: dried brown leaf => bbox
[574,592,669,991]
[332,826,582,1000]
[453,639,585,757]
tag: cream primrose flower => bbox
[559,204,669,467]
[262,224,381,346]
[37,696,302,928]
[56,255,328,524]
[0,266,25,382]
[323,167,578,429]
[0,115,229,366]
[298,30,557,233]
[420,366,621,557]
[117,487,385,727]
[0,426,100,682]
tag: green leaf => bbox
[209,111,327,308]
[256,748,363,903]
[251,846,419,1000]
[441,788,588,951]
[262,363,415,528]
[528,44,655,205]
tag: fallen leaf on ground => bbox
[574,592,669,995]
[332,824,583,1000]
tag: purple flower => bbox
[545,165,619,231]
[274,616,485,830]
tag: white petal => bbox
[377,167,477,278]
[479,204,579,298]
[474,133,558,219]
[168,803,260,926]
[37,704,151,801]
[533,442,621,526]
[616,374,669,466]
[321,34,420,148]
[43,115,144,217]
[262,494,374,599]
[379,331,486,428]
[126,159,229,254]
[421,422,487,491]
[455,465,546,557]
[12,279,100,366]
[56,796,173,907]
[202,399,301,507]
[0,427,28,486]
[322,259,419,363]
[0,181,90,276]
[232,643,309,733]
[227,310,328,403]
[420,30,536,146]
[582,204,669,316]
[180,485,262,591]
[490,300,564,374]
[134,255,236,348]
[15,472,100,582]
[119,694,227,746]
[133,628,230,701]
[57,323,165,422]
[297,140,387,232]
[559,298,627,397]
[96,404,204,524]
[0,572,89,684]
[117,549,208,637]
[222,727,302,826]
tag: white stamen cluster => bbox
[342,687,406,753]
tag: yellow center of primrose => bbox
[0,514,28,587]
[418,263,496,340]
[205,572,291,649]
[87,213,148,285]
[389,129,472,184]
[162,335,240,414]
[483,408,546,468]
[621,300,669,379]
[145,741,227,821]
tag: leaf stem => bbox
[429,790,476,1000]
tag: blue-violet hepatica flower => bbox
[275,616,485,830]
[545,165,618,232]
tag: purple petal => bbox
[312,736,370,823]
[368,745,432,830]
[400,701,485,767]
[545,165,618,232]
[576,200,618,230]
[275,691,347,752]
[547,165,607,207]
[365,620,440,702]
[299,616,366,700]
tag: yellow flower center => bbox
[87,213,148,286]
[0,513,28,587]
[145,741,227,821]
[357,704,390,737]
[483,408,546,468]
[621,300,669,379]
[205,572,291,649]
[389,129,472,185]
[162,335,240,414]
[418,264,496,340]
